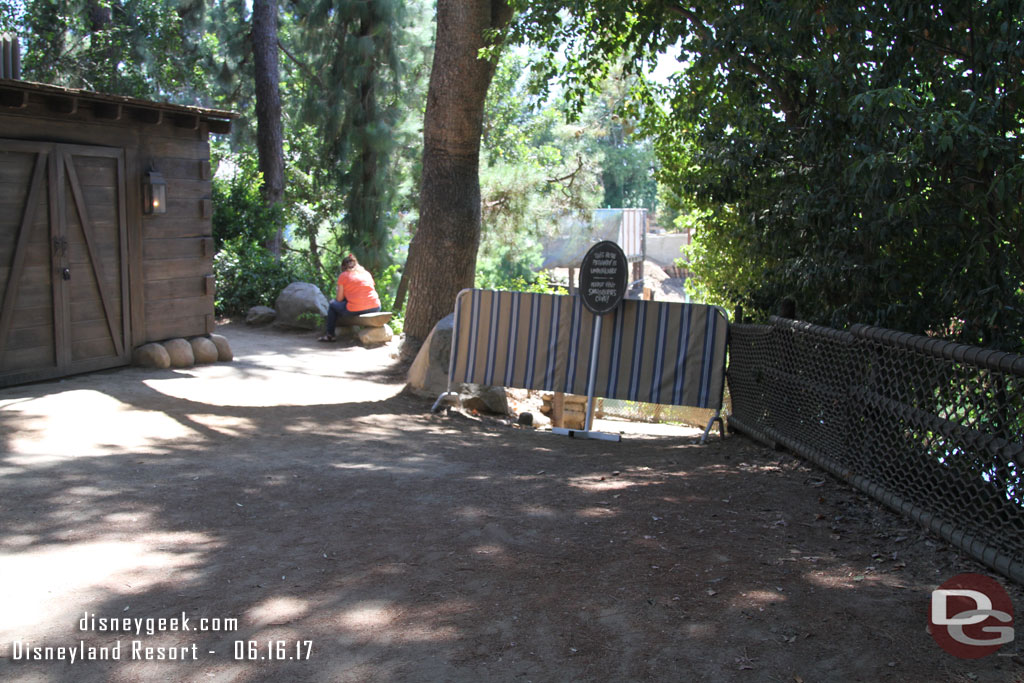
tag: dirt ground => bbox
[1,321,1022,683]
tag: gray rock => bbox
[461,384,510,415]
[274,283,329,330]
[189,336,219,364]
[406,314,457,399]
[246,305,276,326]
[209,333,233,361]
[357,324,393,347]
[163,338,195,368]
[406,314,508,413]
[133,343,170,369]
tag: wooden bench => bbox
[336,311,393,328]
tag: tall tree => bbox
[290,0,406,274]
[402,0,513,344]
[251,0,286,256]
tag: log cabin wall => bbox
[0,79,235,387]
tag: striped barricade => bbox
[437,289,728,440]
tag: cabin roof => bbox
[0,78,237,134]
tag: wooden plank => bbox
[6,322,57,350]
[71,336,116,362]
[143,237,207,261]
[142,217,213,241]
[143,258,211,282]
[0,151,48,362]
[50,141,67,367]
[64,152,124,357]
[115,151,131,357]
[66,351,126,375]
[145,313,207,342]
[7,266,52,306]
[145,275,209,302]
[336,311,394,328]
[137,137,208,159]
[70,297,122,323]
[70,317,118,342]
[164,177,211,200]
[144,295,213,320]
[5,305,51,328]
[1,345,56,373]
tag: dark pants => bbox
[325,300,381,335]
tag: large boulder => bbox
[246,305,276,326]
[133,343,170,369]
[406,314,509,414]
[406,314,457,399]
[274,283,329,330]
[209,333,233,361]
[189,336,219,364]
[163,338,195,368]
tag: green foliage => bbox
[18,0,209,99]
[211,153,285,250]
[511,0,1024,352]
[213,237,306,316]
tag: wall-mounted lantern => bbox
[142,169,167,215]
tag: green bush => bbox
[212,156,284,250]
[213,238,309,316]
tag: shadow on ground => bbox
[0,323,1020,683]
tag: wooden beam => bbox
[0,152,48,362]
[0,87,27,108]
[174,113,199,130]
[208,119,232,135]
[46,95,78,115]
[93,102,122,120]
[131,107,162,125]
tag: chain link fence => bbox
[728,316,1024,584]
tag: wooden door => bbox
[0,140,129,386]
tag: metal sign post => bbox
[552,241,627,442]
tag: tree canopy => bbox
[512,0,1024,351]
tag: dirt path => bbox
[1,322,1021,682]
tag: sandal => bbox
[317,334,336,342]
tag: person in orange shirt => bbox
[318,254,381,342]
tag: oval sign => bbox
[579,240,628,315]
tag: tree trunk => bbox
[252,0,286,256]
[402,0,512,344]
[347,14,384,274]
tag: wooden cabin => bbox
[0,78,236,387]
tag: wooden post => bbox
[567,267,576,296]
[551,392,565,428]
[734,305,743,324]
[643,286,652,301]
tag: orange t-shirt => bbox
[337,267,380,313]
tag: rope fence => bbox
[728,316,1024,584]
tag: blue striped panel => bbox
[483,290,501,385]
[699,308,719,408]
[672,304,692,405]
[628,302,647,401]
[649,302,669,404]
[465,289,482,384]
[502,293,520,387]
[605,306,625,397]
[543,295,562,391]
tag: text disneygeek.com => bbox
[8,612,313,663]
